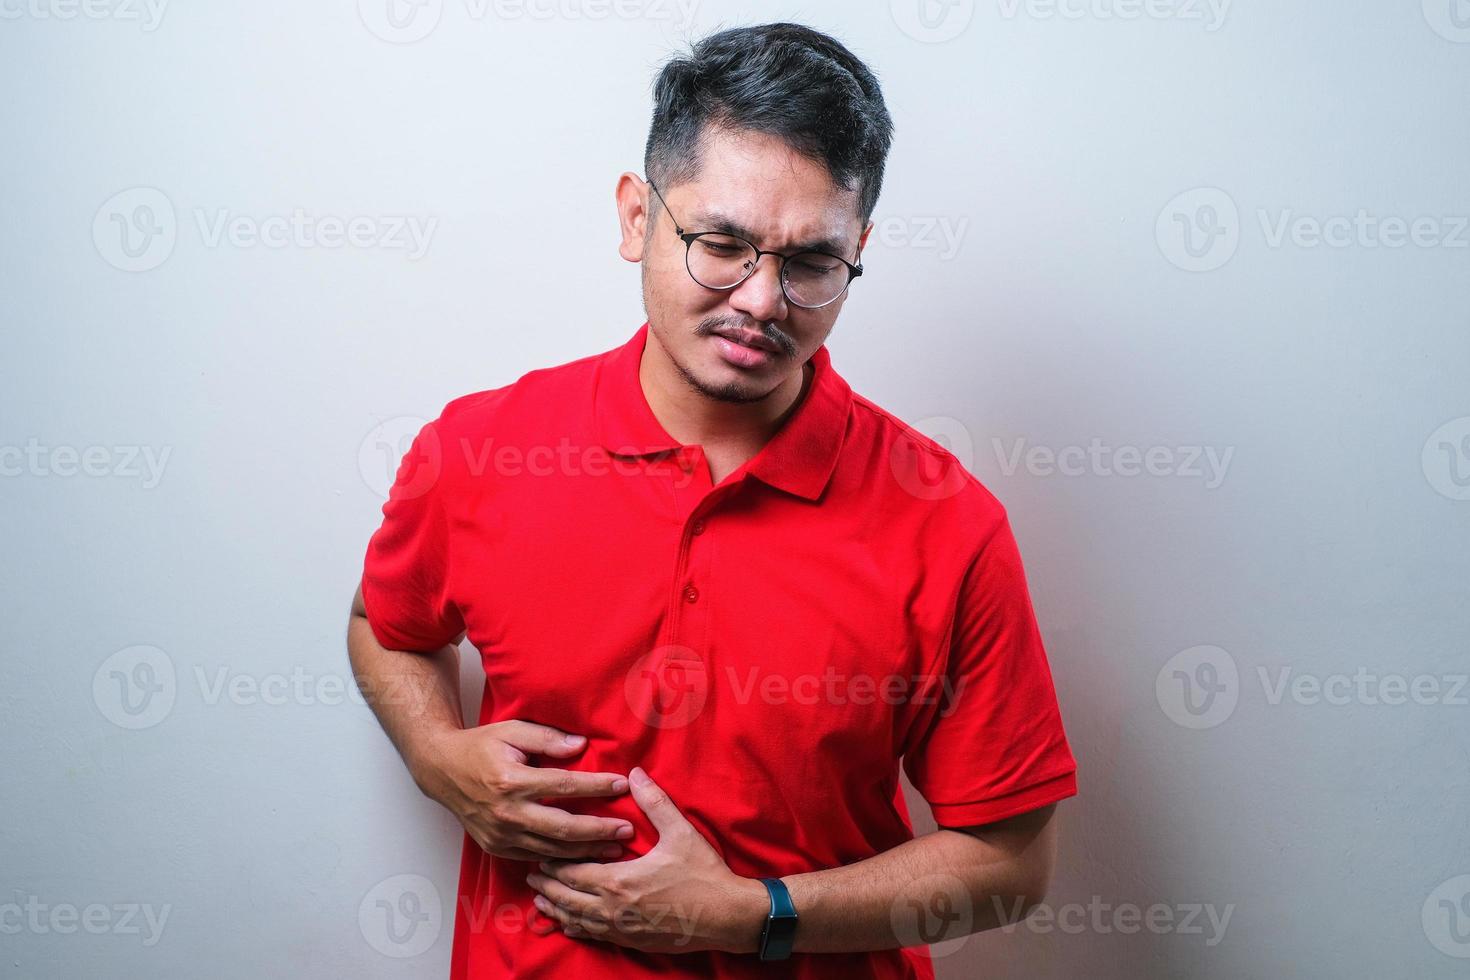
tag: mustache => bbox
[694,317,796,356]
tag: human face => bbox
[618,126,873,404]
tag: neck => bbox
[639,331,813,450]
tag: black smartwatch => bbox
[757,877,798,961]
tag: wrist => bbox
[720,876,772,955]
[408,726,461,801]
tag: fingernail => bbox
[563,733,585,745]
[610,778,628,793]
[630,767,649,787]
[615,824,634,839]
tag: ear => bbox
[857,219,875,258]
[616,172,653,264]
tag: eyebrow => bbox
[688,209,851,258]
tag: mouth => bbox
[708,329,779,369]
[709,326,781,354]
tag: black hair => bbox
[643,22,895,226]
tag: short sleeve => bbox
[360,418,465,652]
[903,515,1078,827]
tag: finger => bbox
[627,766,687,837]
[512,833,624,862]
[518,767,631,800]
[488,838,620,861]
[519,802,635,843]
[526,872,604,919]
[493,720,590,758]
[497,846,550,862]
[530,890,608,938]
[530,892,576,928]
[537,858,607,894]
[532,893,597,938]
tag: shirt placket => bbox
[660,445,724,660]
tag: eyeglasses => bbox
[646,178,863,310]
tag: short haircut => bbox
[643,22,895,226]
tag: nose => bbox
[727,252,788,324]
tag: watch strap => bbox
[757,877,798,961]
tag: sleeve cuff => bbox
[927,769,1078,828]
[360,579,451,653]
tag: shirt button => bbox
[691,520,706,536]
[683,584,699,603]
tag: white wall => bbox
[3,2,1467,977]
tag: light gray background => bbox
[3,1,1468,977]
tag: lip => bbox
[711,327,780,354]
[710,333,775,369]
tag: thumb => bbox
[629,766,687,837]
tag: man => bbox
[347,22,1077,979]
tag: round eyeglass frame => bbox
[646,178,863,310]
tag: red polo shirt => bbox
[361,321,1078,979]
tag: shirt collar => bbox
[593,321,853,501]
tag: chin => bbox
[687,359,776,404]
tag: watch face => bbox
[760,913,798,960]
